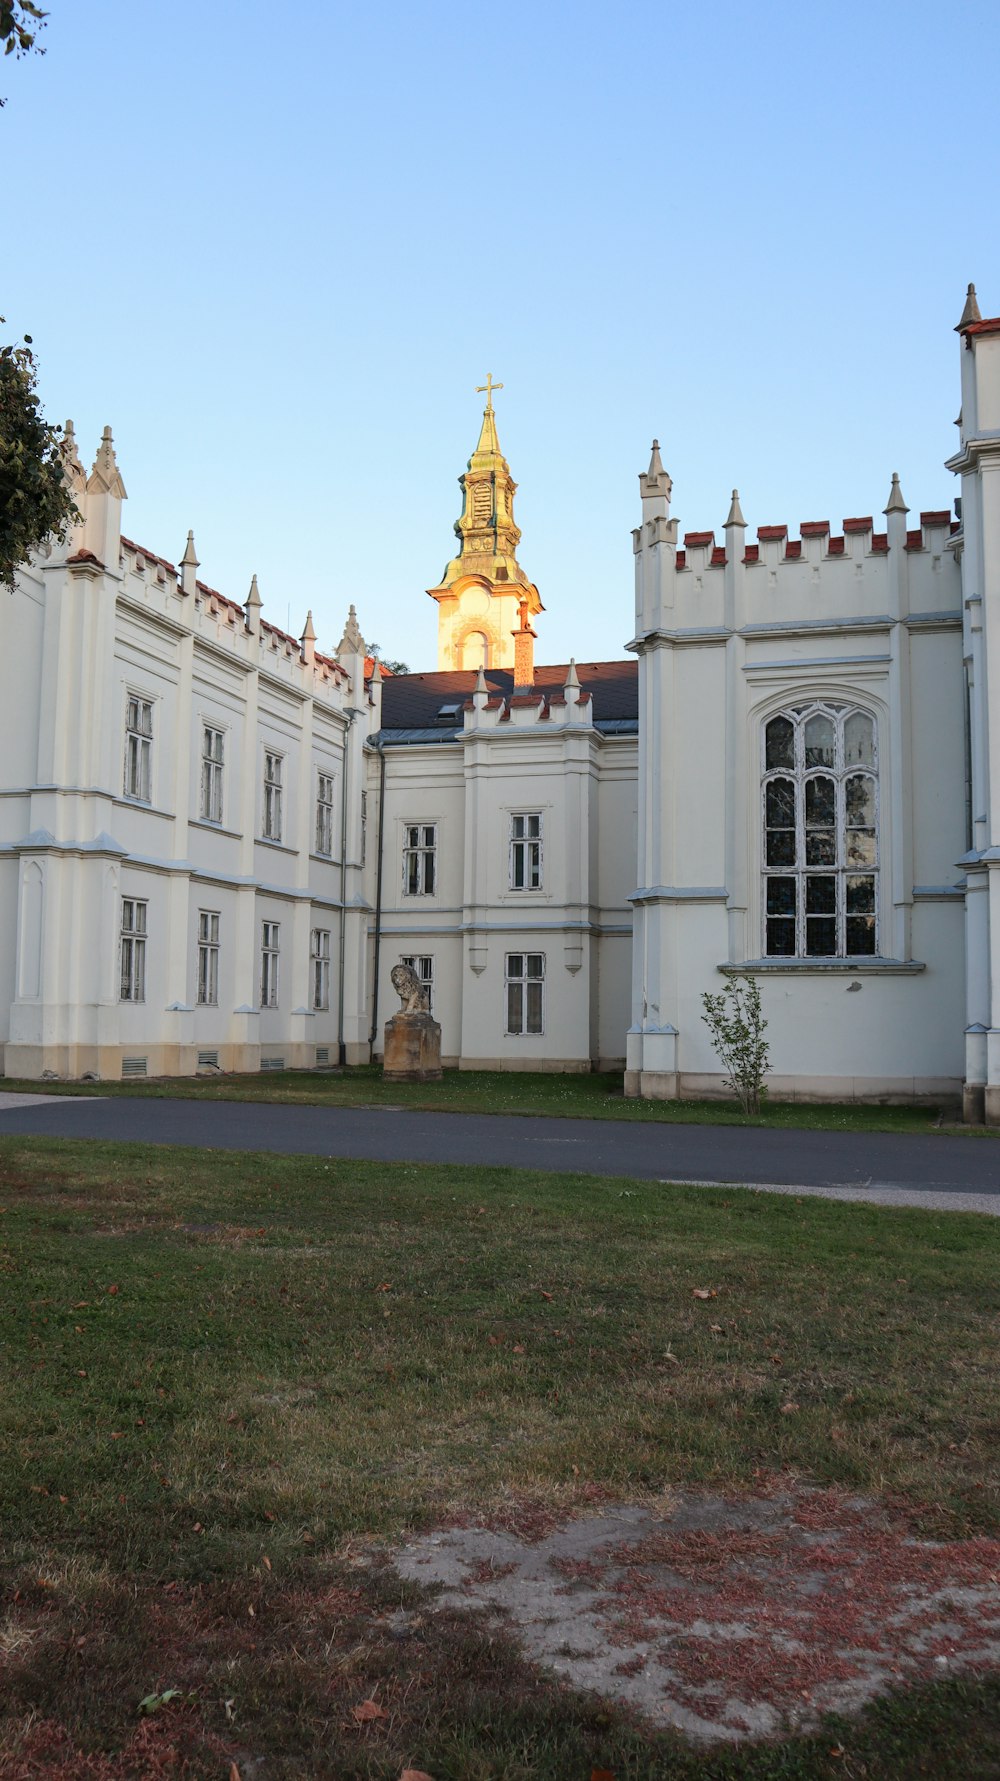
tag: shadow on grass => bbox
[3,1560,1000,1780]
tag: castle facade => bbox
[3,290,999,1116]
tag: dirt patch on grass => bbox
[395,1486,1000,1744]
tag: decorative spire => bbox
[370,657,382,684]
[60,419,86,498]
[179,529,199,596]
[957,283,982,332]
[245,573,263,634]
[725,488,746,528]
[564,657,580,691]
[427,385,543,661]
[300,608,316,665]
[639,438,672,505]
[86,425,126,499]
[337,602,365,658]
[883,473,909,516]
[473,662,488,697]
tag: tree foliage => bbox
[368,641,410,676]
[0,1,47,103]
[0,323,77,590]
[701,973,770,1116]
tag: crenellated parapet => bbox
[114,533,360,705]
[631,449,962,643]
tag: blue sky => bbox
[5,0,999,669]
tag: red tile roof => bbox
[800,521,830,537]
[920,510,951,527]
[843,517,873,533]
[757,525,788,541]
[684,531,715,547]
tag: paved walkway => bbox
[1,1092,999,1214]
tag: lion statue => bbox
[390,961,430,1015]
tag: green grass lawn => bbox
[1,1137,998,1778]
[2,1062,982,1137]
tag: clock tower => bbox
[428,378,543,672]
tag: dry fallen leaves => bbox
[692,1288,717,1300]
[352,1699,388,1725]
[400,1771,434,1781]
[780,1401,801,1415]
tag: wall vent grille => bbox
[260,1056,285,1072]
[197,1050,220,1069]
[315,1047,330,1065]
[122,1056,148,1078]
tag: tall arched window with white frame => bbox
[762,703,878,958]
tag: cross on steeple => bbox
[476,373,503,413]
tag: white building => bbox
[3,289,1000,1116]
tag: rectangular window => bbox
[200,726,224,823]
[311,927,331,1011]
[197,909,220,1006]
[124,696,153,802]
[510,813,542,890]
[505,952,544,1035]
[403,823,437,896]
[120,898,147,1002]
[315,772,334,856]
[263,751,283,842]
[360,790,368,867]
[261,920,280,1007]
[399,953,434,1014]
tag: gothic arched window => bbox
[762,703,878,958]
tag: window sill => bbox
[190,818,243,840]
[720,958,926,975]
[257,837,297,855]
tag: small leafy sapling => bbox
[701,973,770,1116]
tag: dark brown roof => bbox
[378,661,638,731]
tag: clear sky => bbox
[5,0,999,670]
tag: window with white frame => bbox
[120,898,147,1001]
[509,813,542,890]
[762,703,879,959]
[399,953,434,1013]
[403,823,436,896]
[262,751,283,842]
[124,695,153,802]
[200,725,224,823]
[261,920,280,1007]
[315,772,335,856]
[197,909,220,1006]
[311,927,331,1010]
[505,952,544,1034]
[360,790,368,866]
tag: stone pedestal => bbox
[383,1012,443,1082]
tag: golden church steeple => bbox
[428,379,543,672]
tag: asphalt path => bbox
[1,1094,999,1213]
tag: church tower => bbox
[428,377,543,671]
